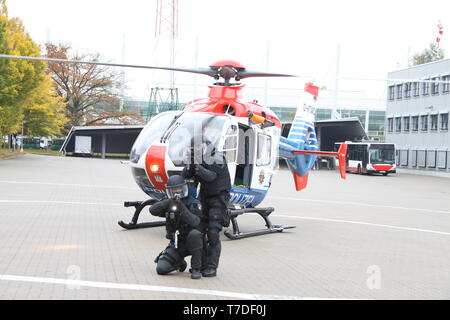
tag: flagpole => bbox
[332,44,341,119]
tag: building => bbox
[385,59,450,172]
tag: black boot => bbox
[179,260,187,272]
[191,269,202,279]
[202,268,217,277]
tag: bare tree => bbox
[44,43,143,129]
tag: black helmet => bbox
[166,175,188,199]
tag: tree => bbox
[0,1,46,143]
[413,42,445,66]
[22,74,67,137]
[0,0,66,148]
[44,43,143,128]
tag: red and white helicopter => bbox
[0,54,347,239]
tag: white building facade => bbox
[386,59,450,172]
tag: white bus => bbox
[335,141,396,176]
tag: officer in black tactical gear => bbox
[182,138,231,278]
[150,175,206,279]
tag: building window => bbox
[404,83,411,98]
[440,113,449,131]
[395,117,402,132]
[403,116,410,132]
[413,82,420,97]
[388,85,395,100]
[420,115,428,131]
[422,80,430,95]
[368,110,386,136]
[442,75,450,93]
[431,78,439,95]
[412,116,419,132]
[411,150,418,167]
[396,84,403,99]
[387,118,394,132]
[430,114,438,131]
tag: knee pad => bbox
[155,246,182,274]
[156,260,173,275]
[187,229,204,251]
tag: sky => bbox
[6,0,450,106]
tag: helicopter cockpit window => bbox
[129,112,177,163]
[167,113,229,166]
[256,133,272,166]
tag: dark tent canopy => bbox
[61,125,144,158]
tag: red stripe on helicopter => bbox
[145,145,169,190]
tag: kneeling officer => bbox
[150,175,205,279]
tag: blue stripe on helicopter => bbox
[291,122,312,128]
[293,118,314,125]
[289,128,308,134]
[288,134,306,141]
[138,183,267,208]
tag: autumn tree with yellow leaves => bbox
[0,0,67,147]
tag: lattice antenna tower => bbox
[155,0,178,88]
[146,0,180,122]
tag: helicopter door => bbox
[234,124,255,188]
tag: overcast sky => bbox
[6,0,450,105]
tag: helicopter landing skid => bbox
[224,207,296,240]
[118,199,166,230]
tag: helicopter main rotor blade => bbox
[238,70,297,79]
[0,54,217,77]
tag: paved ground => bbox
[0,154,449,300]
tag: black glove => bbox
[160,198,176,210]
[182,164,196,178]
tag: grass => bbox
[65,152,130,159]
[0,148,25,160]
[25,149,62,156]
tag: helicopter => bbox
[0,54,348,239]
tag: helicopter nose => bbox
[145,144,168,190]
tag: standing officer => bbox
[150,175,206,279]
[182,142,231,278]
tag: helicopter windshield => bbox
[167,113,229,166]
[130,112,179,163]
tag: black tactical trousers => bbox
[201,192,229,270]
